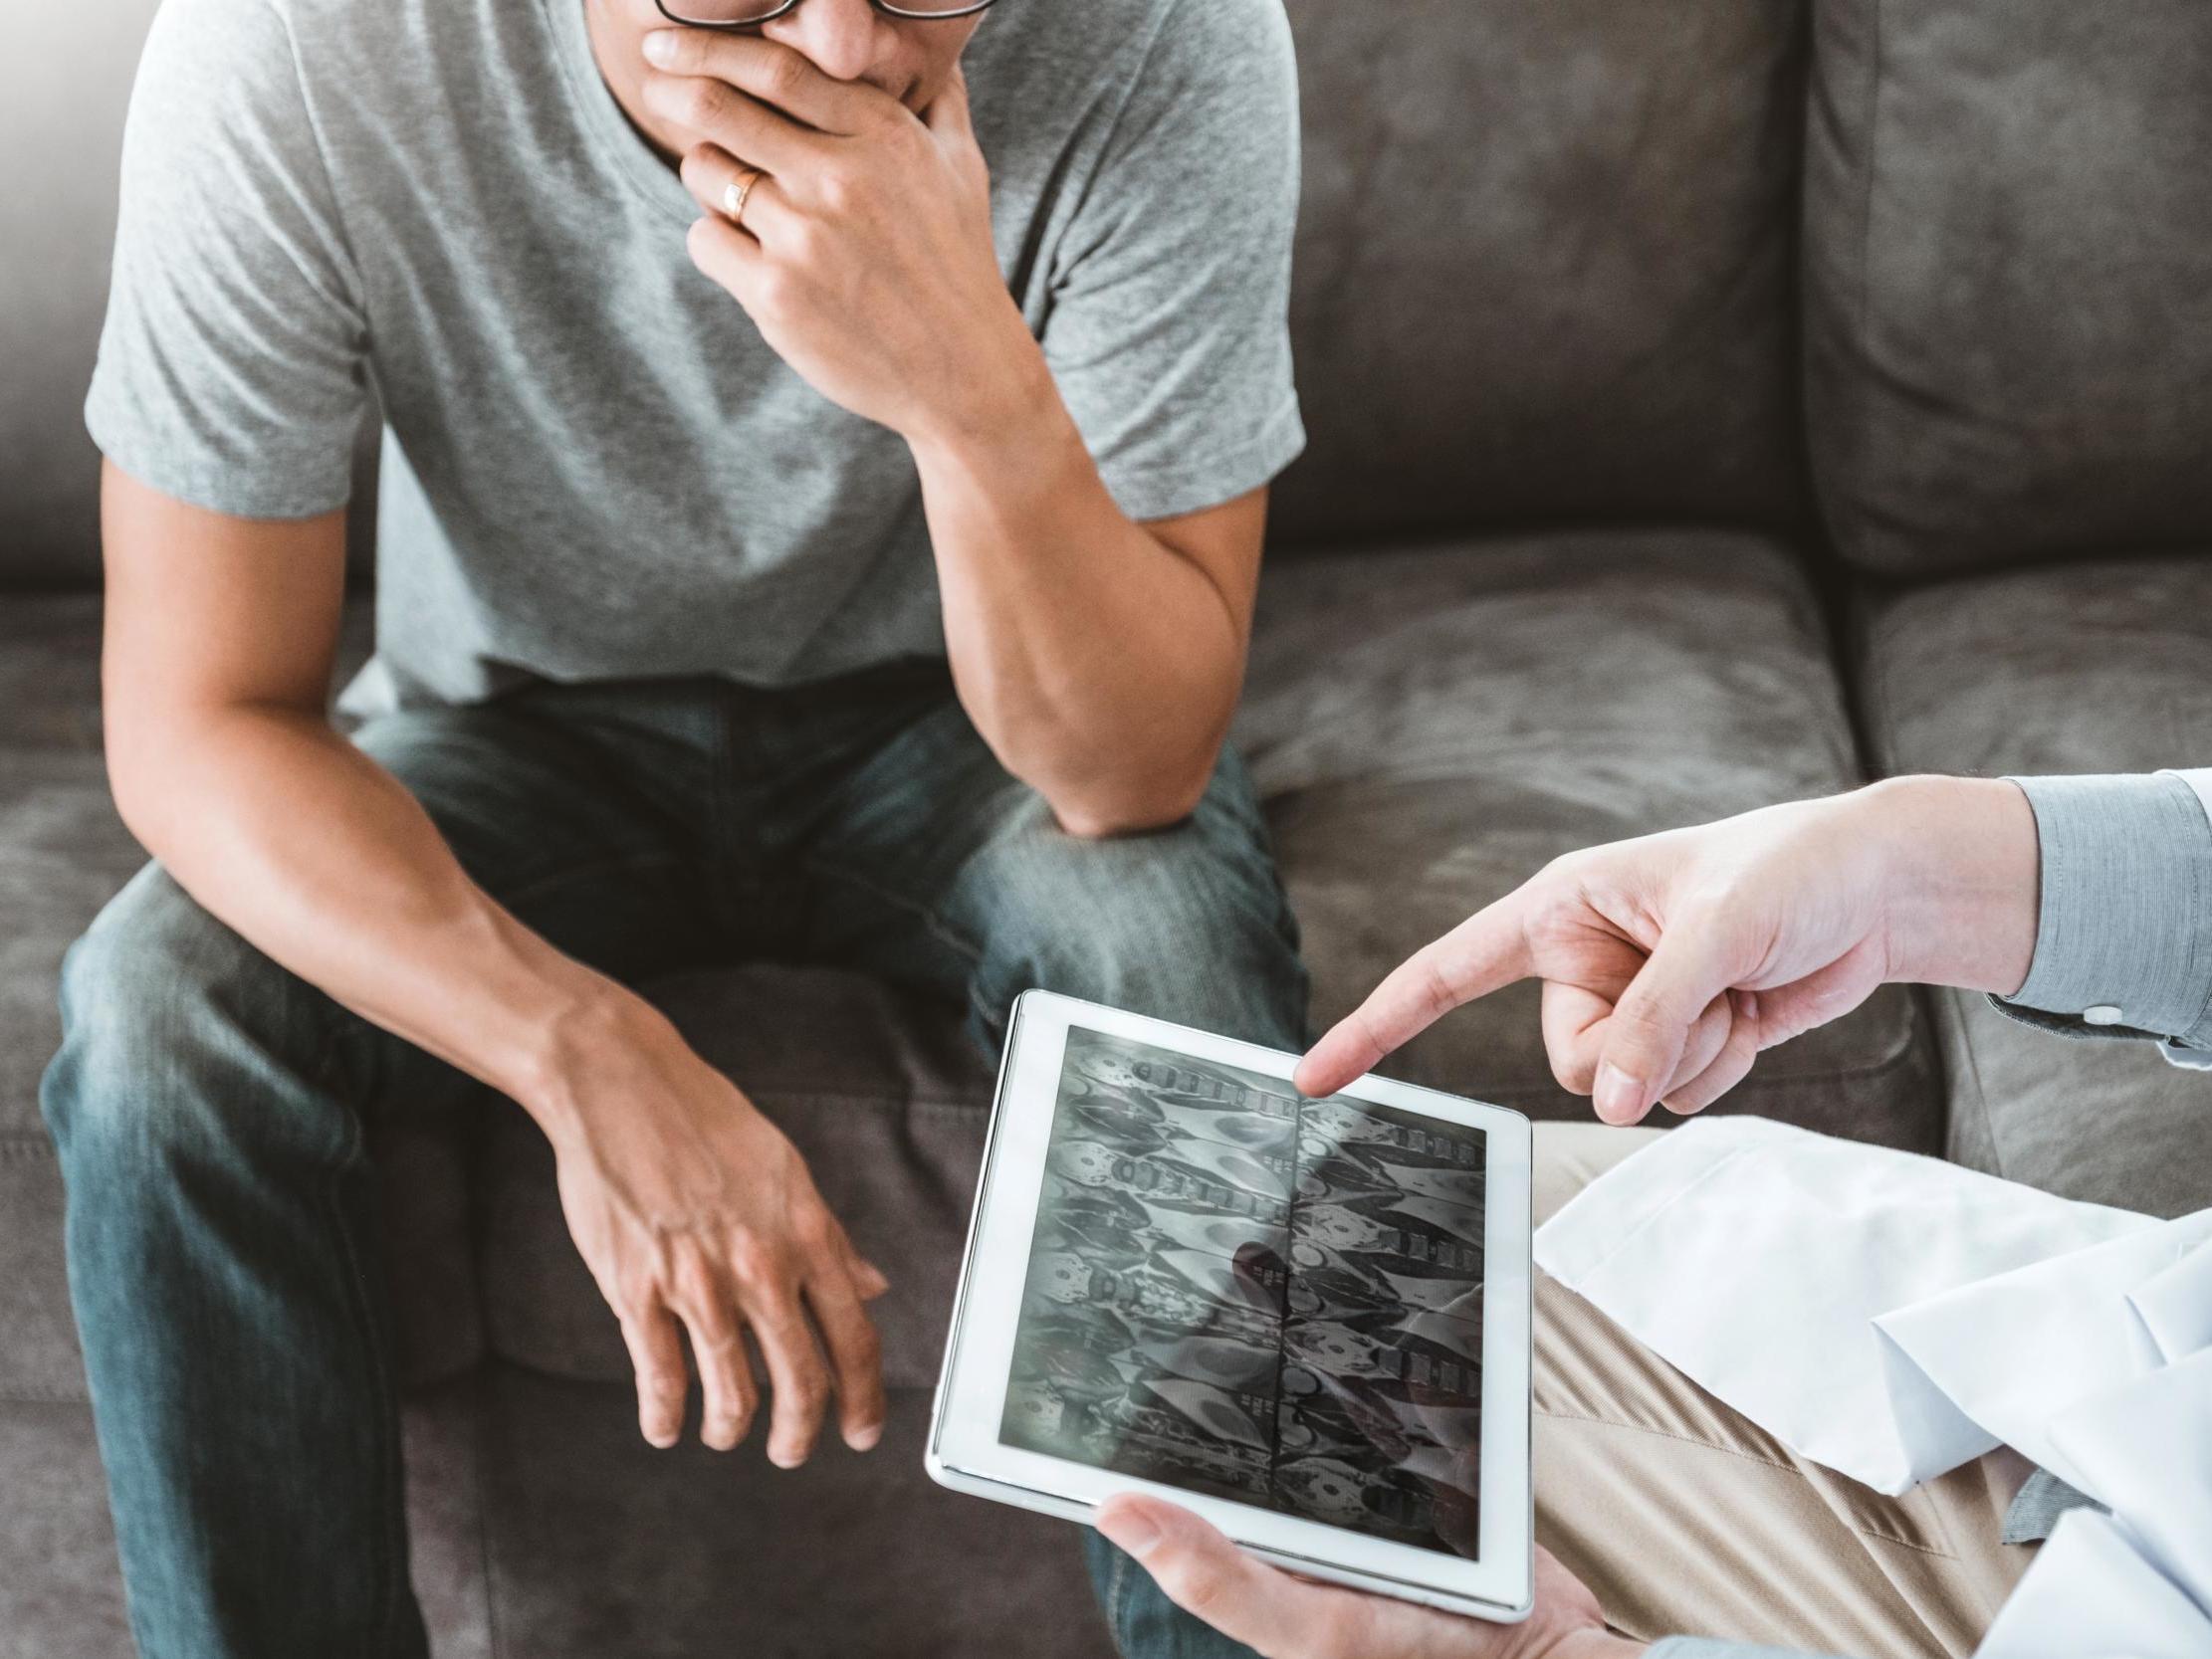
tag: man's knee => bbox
[973,774,1308,1049]
[42,866,338,1169]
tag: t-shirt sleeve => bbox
[85,0,370,519]
[1040,0,1306,523]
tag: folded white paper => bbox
[1532,1117,2151,1494]
[1975,1509,2212,1659]
[2127,1234,2212,1361]
[2044,1348,2212,1614]
[1874,1208,2212,1491]
[1531,1115,2212,1654]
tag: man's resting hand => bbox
[1295,777,2040,1124]
[530,991,889,1462]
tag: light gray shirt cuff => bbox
[1992,770,2212,1061]
[1647,1639,1846,1659]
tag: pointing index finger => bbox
[1293,894,1535,1097]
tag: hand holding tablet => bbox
[928,992,1535,1623]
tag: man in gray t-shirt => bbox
[50,1,1307,1654]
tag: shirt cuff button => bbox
[2083,1004,2125,1026]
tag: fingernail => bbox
[1594,1062,1644,1124]
[771,1447,804,1470]
[847,1421,883,1451]
[1102,1509,1161,1557]
[643,29,680,66]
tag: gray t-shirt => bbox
[86,0,1305,711]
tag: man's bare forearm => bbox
[907,345,1251,837]
[638,34,1262,838]
[107,702,651,1139]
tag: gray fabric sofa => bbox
[4,0,2208,1654]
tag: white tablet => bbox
[927,991,1534,1623]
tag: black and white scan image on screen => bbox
[998,1028,1486,1557]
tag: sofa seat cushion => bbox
[1239,530,1939,1143]
[1858,553,2212,1216]
[462,1374,1112,1659]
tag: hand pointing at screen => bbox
[1101,777,2044,1659]
[1293,777,2039,1123]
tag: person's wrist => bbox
[1861,774,2040,995]
[899,298,1059,462]
[503,972,675,1150]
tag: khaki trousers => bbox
[1532,1124,2037,1658]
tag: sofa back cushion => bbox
[1268,0,1812,547]
[15,0,1814,586]
[1805,0,2212,576]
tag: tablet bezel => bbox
[926,989,1534,1622]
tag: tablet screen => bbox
[998,1027,1485,1558]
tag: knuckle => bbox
[813,166,856,215]
[1614,993,1680,1041]
[1526,881,1592,941]
[792,1205,836,1253]
[672,1242,722,1303]
[751,265,797,317]
[693,1319,744,1357]
[765,50,808,102]
[1175,1561,1232,1619]
[725,1238,770,1283]
[684,215,720,266]
[613,1268,661,1313]
[1410,956,1451,1016]
[782,219,826,267]
[725,1231,774,1286]
[1550,1047,1597,1097]
[671,77,723,132]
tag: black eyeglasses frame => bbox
[652,0,999,28]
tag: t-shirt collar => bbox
[540,0,703,227]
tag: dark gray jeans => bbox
[41,664,1306,1659]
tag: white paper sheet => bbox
[2126,1234,2212,1360]
[2043,1348,2212,1614]
[1873,1209,2212,1490]
[1975,1510,2212,1659]
[1530,1116,2212,1655]
[1532,1117,2150,1493]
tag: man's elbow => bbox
[104,716,191,855]
[1046,766,1215,841]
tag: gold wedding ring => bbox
[723,167,764,228]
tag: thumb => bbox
[1096,1495,1314,1656]
[1588,925,1738,1125]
